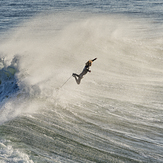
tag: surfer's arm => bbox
[92,58,97,62]
[86,67,91,72]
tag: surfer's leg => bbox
[77,77,82,84]
[74,76,80,84]
[72,74,81,84]
[72,73,79,77]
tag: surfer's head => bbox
[85,60,92,67]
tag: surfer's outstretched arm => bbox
[92,58,97,62]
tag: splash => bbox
[0,12,163,124]
[0,139,34,163]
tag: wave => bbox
[0,12,163,162]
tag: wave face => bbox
[0,2,163,163]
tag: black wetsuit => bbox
[72,58,97,84]
[73,65,90,84]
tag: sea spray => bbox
[0,12,163,162]
[0,13,163,121]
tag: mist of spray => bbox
[0,12,163,124]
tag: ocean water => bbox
[0,0,163,162]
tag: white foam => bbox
[0,12,163,124]
[0,140,34,163]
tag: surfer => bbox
[72,58,97,84]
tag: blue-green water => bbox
[0,1,163,162]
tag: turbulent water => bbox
[0,1,163,163]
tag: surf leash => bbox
[59,75,72,89]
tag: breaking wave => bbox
[0,13,163,162]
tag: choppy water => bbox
[0,1,163,163]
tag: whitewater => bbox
[0,1,163,163]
